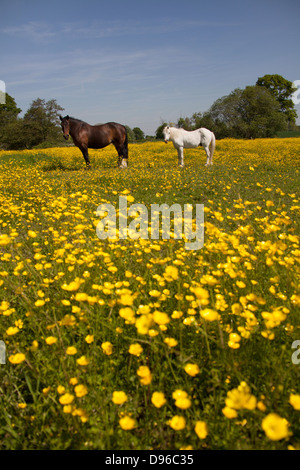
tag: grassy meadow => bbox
[0,138,299,450]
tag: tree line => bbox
[156,74,298,140]
[0,74,298,150]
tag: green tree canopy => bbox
[0,94,22,146]
[256,74,297,125]
[155,122,168,140]
[23,98,64,147]
[203,85,287,138]
[132,127,145,141]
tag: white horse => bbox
[163,126,216,167]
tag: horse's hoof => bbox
[119,159,128,169]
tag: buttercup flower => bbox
[184,363,200,377]
[119,415,136,430]
[8,353,26,364]
[101,341,113,355]
[289,394,300,410]
[137,365,152,385]
[194,421,208,439]
[151,392,166,408]
[128,343,143,356]
[112,391,128,405]
[168,415,186,431]
[59,393,75,405]
[74,384,88,397]
[262,413,289,441]
[200,308,219,322]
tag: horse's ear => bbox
[59,115,62,121]
[66,115,69,120]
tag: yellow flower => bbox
[222,406,238,419]
[45,336,57,345]
[192,286,210,306]
[8,353,26,364]
[101,341,113,355]
[85,335,94,344]
[168,415,186,431]
[119,293,134,306]
[59,393,75,405]
[119,307,135,324]
[174,396,192,410]
[61,281,81,291]
[66,346,77,355]
[289,394,300,410]
[75,292,88,301]
[76,355,90,366]
[164,337,178,347]
[6,326,19,336]
[200,308,219,322]
[35,299,45,307]
[119,415,136,430]
[69,377,78,385]
[151,392,166,408]
[63,405,73,414]
[163,265,179,281]
[228,332,241,349]
[153,310,170,325]
[61,314,76,326]
[72,407,89,422]
[27,230,37,238]
[74,384,88,397]
[194,421,208,439]
[262,413,289,441]
[0,234,11,245]
[172,389,188,400]
[128,343,143,356]
[236,281,246,288]
[57,385,66,394]
[225,381,257,411]
[112,391,128,405]
[135,314,153,335]
[18,403,27,409]
[137,365,152,385]
[184,363,200,377]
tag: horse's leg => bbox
[203,145,211,166]
[177,146,184,167]
[114,140,128,168]
[80,146,91,168]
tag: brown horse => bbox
[59,115,128,168]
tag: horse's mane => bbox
[69,116,86,124]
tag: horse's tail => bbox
[210,132,216,161]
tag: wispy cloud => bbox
[2,21,57,41]
[1,17,238,43]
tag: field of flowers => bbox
[0,138,299,450]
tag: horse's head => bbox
[60,115,70,140]
[162,126,170,143]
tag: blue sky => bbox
[1,0,299,135]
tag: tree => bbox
[256,74,297,125]
[205,86,287,138]
[132,127,145,141]
[125,125,135,143]
[23,98,64,147]
[155,122,168,140]
[0,94,22,147]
